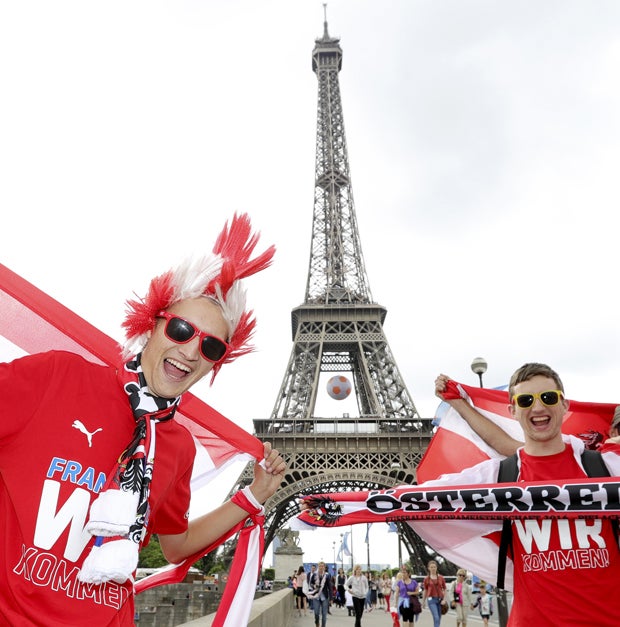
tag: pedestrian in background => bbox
[346,564,369,627]
[472,581,493,626]
[422,560,447,626]
[396,565,422,626]
[381,571,393,613]
[295,564,308,617]
[446,569,472,627]
[307,561,332,627]
[336,567,346,608]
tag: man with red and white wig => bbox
[0,213,285,625]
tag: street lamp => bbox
[332,541,336,574]
[339,533,344,571]
[471,357,487,388]
[472,358,508,627]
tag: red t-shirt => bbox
[0,351,195,626]
[508,445,620,626]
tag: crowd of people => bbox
[289,560,499,627]
[291,563,398,626]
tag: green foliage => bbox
[138,536,167,568]
[262,567,275,581]
[210,562,227,574]
[196,551,217,575]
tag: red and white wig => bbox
[121,213,275,380]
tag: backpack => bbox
[496,449,612,591]
[496,448,609,484]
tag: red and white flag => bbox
[0,263,263,627]
[416,379,616,482]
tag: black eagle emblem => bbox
[304,495,343,526]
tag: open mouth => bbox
[164,358,191,380]
[530,416,551,428]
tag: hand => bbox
[434,374,451,400]
[249,442,286,504]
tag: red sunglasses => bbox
[157,311,229,363]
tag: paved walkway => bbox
[290,602,500,627]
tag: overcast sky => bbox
[2,0,620,569]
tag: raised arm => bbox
[159,442,285,563]
[435,374,523,457]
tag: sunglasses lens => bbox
[161,314,227,362]
[541,391,560,406]
[166,317,196,342]
[514,390,561,408]
[516,394,534,408]
[201,336,227,362]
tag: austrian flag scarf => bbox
[298,476,620,528]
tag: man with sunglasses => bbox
[421,363,620,626]
[433,378,620,456]
[0,214,286,626]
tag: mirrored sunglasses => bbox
[512,389,563,409]
[157,311,229,363]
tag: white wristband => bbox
[241,486,266,515]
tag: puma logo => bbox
[72,420,103,447]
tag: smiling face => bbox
[140,297,229,399]
[509,374,568,455]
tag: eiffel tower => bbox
[228,13,438,574]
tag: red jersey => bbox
[0,351,195,626]
[508,445,620,626]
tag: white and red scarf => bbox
[0,263,264,626]
[296,472,620,589]
[298,475,620,527]
[78,354,180,585]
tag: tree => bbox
[138,536,167,568]
[197,551,217,575]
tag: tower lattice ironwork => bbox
[228,16,440,575]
